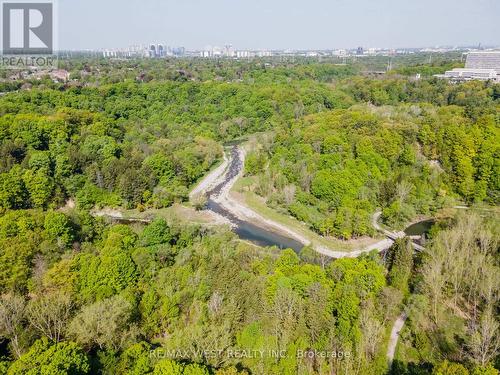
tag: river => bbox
[205,146,434,252]
[404,219,434,236]
[206,146,305,252]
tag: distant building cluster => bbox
[437,51,500,82]
[199,45,273,58]
[91,43,461,61]
[59,44,500,64]
[196,46,409,59]
[100,44,186,58]
[148,44,185,58]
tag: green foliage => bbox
[387,239,414,295]
[23,169,54,208]
[153,359,184,375]
[382,201,417,229]
[329,257,386,299]
[0,166,27,209]
[68,295,135,351]
[115,342,154,375]
[43,211,74,247]
[244,83,499,236]
[72,225,138,301]
[311,169,361,207]
[471,365,500,375]
[0,210,45,293]
[140,218,173,247]
[399,213,500,372]
[81,135,121,162]
[0,58,498,375]
[0,237,36,293]
[73,251,137,302]
[152,359,210,375]
[244,151,267,176]
[432,361,469,375]
[7,338,90,375]
[143,153,175,182]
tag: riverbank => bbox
[189,153,229,201]
[229,185,386,252]
[92,203,232,228]
[196,144,396,258]
[91,142,435,257]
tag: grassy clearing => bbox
[118,204,224,226]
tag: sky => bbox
[59,0,500,50]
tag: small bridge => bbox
[372,212,426,252]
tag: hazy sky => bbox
[59,0,500,50]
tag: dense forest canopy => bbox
[0,57,499,375]
[244,103,498,237]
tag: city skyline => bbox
[64,43,499,53]
[59,0,500,51]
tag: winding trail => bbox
[91,143,415,363]
[192,145,404,258]
[387,313,408,365]
[192,146,422,365]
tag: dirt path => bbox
[387,313,407,365]
[193,145,395,258]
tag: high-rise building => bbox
[224,44,235,57]
[149,44,157,58]
[172,47,185,57]
[157,44,165,57]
